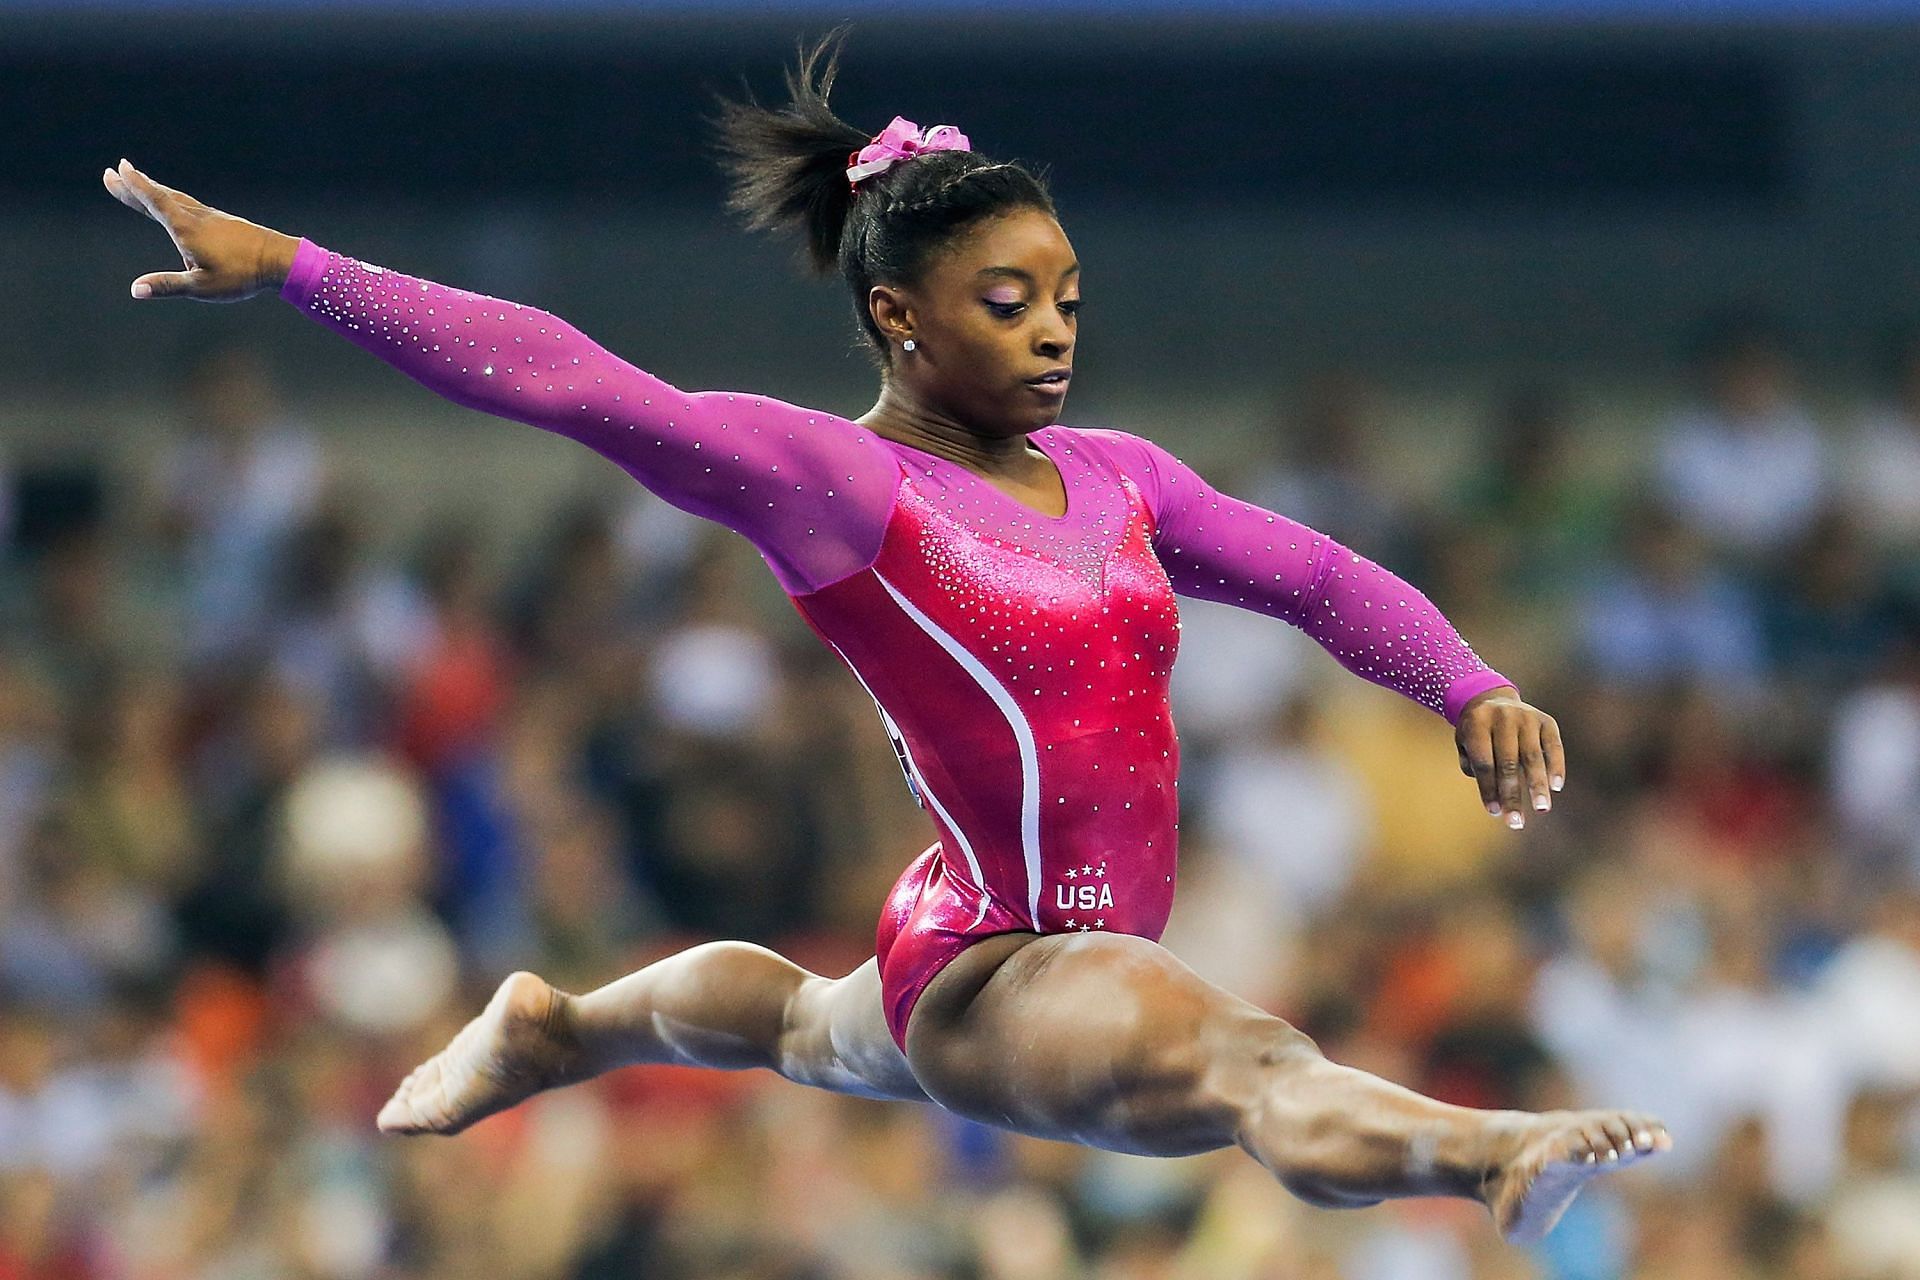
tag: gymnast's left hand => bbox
[1454,685,1564,830]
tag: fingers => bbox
[130,269,200,300]
[108,159,197,235]
[101,167,145,215]
[1521,721,1552,817]
[115,159,176,220]
[1493,715,1524,827]
[106,160,187,299]
[1459,702,1567,830]
[1463,733,1499,816]
[114,159,164,221]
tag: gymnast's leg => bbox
[377,944,928,1134]
[902,931,1670,1244]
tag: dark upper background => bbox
[8,10,1920,406]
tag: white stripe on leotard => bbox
[874,571,1045,926]
[826,639,995,931]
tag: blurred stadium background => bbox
[9,4,1920,1277]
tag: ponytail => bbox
[712,30,868,276]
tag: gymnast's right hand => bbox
[102,158,301,302]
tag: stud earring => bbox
[902,338,916,353]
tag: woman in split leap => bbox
[104,34,1667,1245]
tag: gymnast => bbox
[103,34,1668,1243]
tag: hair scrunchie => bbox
[846,116,972,189]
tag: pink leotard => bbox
[280,239,1514,1053]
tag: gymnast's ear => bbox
[867,284,913,347]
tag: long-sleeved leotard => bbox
[281,238,1515,1050]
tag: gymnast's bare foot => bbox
[377,971,580,1135]
[1485,1109,1672,1244]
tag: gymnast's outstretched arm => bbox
[1080,427,1562,824]
[104,159,938,1116]
[102,160,900,596]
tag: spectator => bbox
[1654,310,1828,564]
[8,526,121,722]
[1823,1090,1920,1279]
[1841,325,1920,562]
[1449,384,1622,601]
[1244,368,1416,565]
[267,484,432,750]
[147,345,328,671]
[1825,633,1920,880]
[1576,495,1768,702]
[393,518,512,781]
[1167,593,1315,758]
[1759,503,1904,696]
[1198,693,1371,923]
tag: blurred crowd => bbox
[6,308,1920,1280]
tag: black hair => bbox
[712,30,1057,365]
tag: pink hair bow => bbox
[846,116,972,188]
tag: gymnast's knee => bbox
[776,973,838,1058]
[1213,1022,1338,1148]
[1209,1015,1324,1103]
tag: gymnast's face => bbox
[871,206,1080,436]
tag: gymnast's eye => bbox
[985,300,1026,318]
[1059,299,1083,317]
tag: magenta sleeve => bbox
[278,239,900,595]
[1082,428,1516,724]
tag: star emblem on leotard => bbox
[1065,868,1078,879]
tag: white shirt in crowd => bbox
[1656,406,1828,555]
[1842,408,1920,547]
